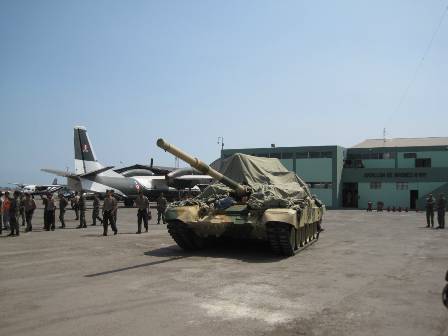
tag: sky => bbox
[0,0,447,186]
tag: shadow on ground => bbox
[84,240,284,278]
[144,239,283,264]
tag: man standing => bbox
[156,193,168,224]
[59,194,68,228]
[45,194,56,231]
[72,192,80,220]
[24,193,36,232]
[2,191,11,231]
[436,193,446,229]
[110,190,118,225]
[8,191,20,236]
[77,192,87,228]
[102,190,118,236]
[0,193,2,235]
[19,193,26,226]
[425,193,435,228]
[135,190,150,234]
[42,194,48,230]
[92,193,102,226]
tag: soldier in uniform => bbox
[91,193,102,226]
[19,192,26,226]
[110,190,118,225]
[156,193,168,224]
[0,193,2,235]
[425,193,435,228]
[77,192,87,228]
[72,192,80,220]
[135,190,150,234]
[45,194,56,231]
[102,190,118,236]
[58,194,68,228]
[42,194,48,230]
[8,191,20,236]
[24,193,36,232]
[2,191,11,231]
[436,193,446,229]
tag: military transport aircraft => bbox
[42,126,212,206]
[10,178,64,196]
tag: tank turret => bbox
[156,138,249,195]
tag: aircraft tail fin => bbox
[74,126,104,174]
[52,178,58,185]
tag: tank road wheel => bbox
[312,222,317,239]
[266,222,298,257]
[298,226,304,247]
[167,220,205,251]
[303,224,310,245]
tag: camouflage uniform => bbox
[425,195,435,228]
[24,196,36,232]
[135,194,150,233]
[19,194,25,226]
[45,196,56,231]
[72,194,80,220]
[92,195,102,226]
[8,194,20,236]
[102,196,118,236]
[156,194,168,224]
[77,194,87,228]
[436,194,446,229]
[59,196,68,228]
[0,196,2,235]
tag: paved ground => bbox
[0,205,447,336]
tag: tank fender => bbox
[165,205,200,223]
[262,208,299,229]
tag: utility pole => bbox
[217,136,224,156]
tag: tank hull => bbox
[165,203,325,256]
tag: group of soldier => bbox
[425,193,446,229]
[0,189,169,237]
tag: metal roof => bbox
[352,137,448,148]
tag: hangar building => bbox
[221,137,448,209]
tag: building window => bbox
[404,153,417,159]
[282,152,294,159]
[396,182,408,190]
[296,152,308,159]
[307,182,333,189]
[347,152,396,160]
[370,182,381,189]
[415,158,431,168]
[269,153,281,159]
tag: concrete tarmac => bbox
[0,206,447,336]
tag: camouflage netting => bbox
[170,153,316,210]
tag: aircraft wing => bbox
[10,182,26,188]
[80,166,115,177]
[41,168,78,178]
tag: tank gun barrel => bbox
[156,138,247,195]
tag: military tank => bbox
[156,139,325,256]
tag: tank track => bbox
[266,222,319,257]
[167,220,205,251]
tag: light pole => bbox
[217,136,224,156]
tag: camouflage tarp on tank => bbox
[171,153,314,210]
